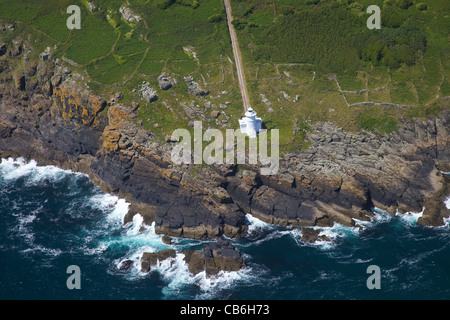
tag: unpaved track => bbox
[223,0,251,112]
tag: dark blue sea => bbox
[1,157,449,300]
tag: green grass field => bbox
[0,0,448,145]
[231,0,449,135]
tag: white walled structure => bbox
[239,107,262,138]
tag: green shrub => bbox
[349,2,364,16]
[416,3,427,11]
[396,0,413,10]
[208,14,223,23]
[232,18,247,30]
[244,5,255,16]
[383,10,404,28]
[157,0,176,10]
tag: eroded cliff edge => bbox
[0,51,449,241]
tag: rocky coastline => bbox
[0,48,449,274]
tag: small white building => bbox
[239,107,262,138]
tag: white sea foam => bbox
[89,193,123,217]
[112,213,258,298]
[441,170,449,225]
[21,245,63,257]
[286,223,359,250]
[371,207,393,223]
[352,207,394,230]
[15,212,36,245]
[246,214,362,250]
[116,243,257,299]
[395,208,424,226]
[96,215,169,258]
[245,213,273,234]
[1,157,255,298]
[313,223,360,250]
[126,213,144,235]
[443,216,450,227]
[195,268,255,299]
[443,196,450,227]
[0,157,78,184]
[317,223,359,240]
[0,157,39,180]
[157,252,257,299]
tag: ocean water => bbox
[0,157,449,300]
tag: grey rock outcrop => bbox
[158,73,177,90]
[138,83,158,102]
[183,239,245,275]
[184,76,208,97]
[119,6,141,23]
[141,249,177,272]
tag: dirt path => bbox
[223,0,251,112]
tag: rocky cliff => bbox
[0,49,449,245]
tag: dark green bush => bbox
[208,14,223,23]
[416,3,427,10]
[396,0,413,10]
[157,0,176,10]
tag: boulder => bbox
[301,228,331,243]
[212,187,232,203]
[141,249,177,272]
[183,239,245,276]
[211,110,220,118]
[119,6,141,23]
[123,201,156,225]
[12,72,25,91]
[138,84,158,102]
[8,38,22,58]
[162,235,173,244]
[39,48,51,62]
[165,135,179,143]
[118,259,133,271]
[158,73,177,90]
[242,170,258,186]
[184,76,208,97]
[115,92,123,101]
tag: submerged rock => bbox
[162,235,173,244]
[118,259,133,271]
[301,228,331,243]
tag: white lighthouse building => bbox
[239,107,262,138]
